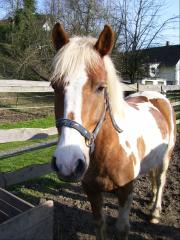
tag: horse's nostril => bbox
[75,159,85,175]
[51,156,58,172]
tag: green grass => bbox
[177,124,180,132]
[0,145,56,172]
[0,115,55,129]
[8,173,61,205]
[168,96,180,101]
[0,138,61,205]
[0,136,60,204]
[176,112,180,120]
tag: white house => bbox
[141,43,180,85]
[42,19,51,32]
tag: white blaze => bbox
[54,67,90,176]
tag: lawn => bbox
[176,112,180,120]
[0,115,55,129]
[0,137,60,204]
[0,143,56,172]
[7,172,61,205]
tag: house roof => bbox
[142,44,180,66]
[0,18,14,25]
[0,14,54,28]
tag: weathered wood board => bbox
[0,188,53,240]
[0,163,52,188]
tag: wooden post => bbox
[137,82,139,92]
[16,93,19,107]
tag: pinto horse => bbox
[51,23,176,240]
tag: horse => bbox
[50,23,176,240]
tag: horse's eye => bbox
[96,85,105,93]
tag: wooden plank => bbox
[0,200,53,240]
[139,84,162,92]
[176,119,180,124]
[0,80,50,87]
[0,210,9,224]
[0,80,179,92]
[0,86,53,92]
[0,199,22,218]
[121,83,180,92]
[0,105,54,110]
[0,140,57,159]
[0,188,34,211]
[0,127,57,143]
[0,176,5,189]
[164,85,180,91]
[0,163,52,188]
[121,83,138,91]
[171,101,180,107]
[0,80,52,92]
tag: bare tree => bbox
[0,0,178,82]
[58,0,107,35]
[0,0,23,17]
[106,0,179,82]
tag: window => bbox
[167,81,173,85]
[158,81,165,85]
[145,81,153,85]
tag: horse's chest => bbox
[84,145,136,191]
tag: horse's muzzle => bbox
[51,156,86,182]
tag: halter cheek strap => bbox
[55,88,123,149]
[105,90,123,134]
[56,95,107,147]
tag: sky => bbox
[0,0,179,46]
[158,0,180,45]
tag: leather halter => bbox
[56,88,123,148]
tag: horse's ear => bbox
[52,23,69,51]
[94,25,114,56]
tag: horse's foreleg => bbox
[83,185,106,240]
[150,156,170,224]
[115,181,133,240]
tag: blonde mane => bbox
[51,36,124,119]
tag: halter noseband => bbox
[56,89,123,148]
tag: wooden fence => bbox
[0,188,54,240]
[0,80,180,188]
[0,79,180,92]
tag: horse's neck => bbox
[93,108,136,188]
[95,99,134,151]
[95,101,128,148]
[109,97,130,132]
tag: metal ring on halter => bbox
[85,134,95,147]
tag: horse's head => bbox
[51,23,115,182]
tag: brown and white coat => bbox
[51,23,176,240]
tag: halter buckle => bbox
[85,134,94,147]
